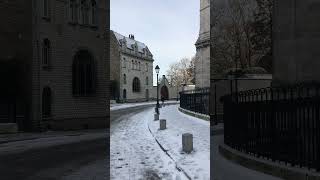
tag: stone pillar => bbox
[182,133,193,153]
[160,119,166,130]
[154,113,159,121]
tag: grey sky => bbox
[111,0,200,85]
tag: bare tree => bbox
[166,57,195,88]
[211,0,260,76]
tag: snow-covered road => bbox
[110,104,210,180]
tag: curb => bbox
[111,102,179,112]
[178,107,210,121]
[219,143,320,180]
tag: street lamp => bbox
[155,65,160,114]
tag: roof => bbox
[112,31,152,55]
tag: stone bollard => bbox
[160,119,166,130]
[154,113,159,121]
[182,133,193,153]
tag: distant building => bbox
[110,31,154,102]
[195,0,210,88]
[0,0,109,132]
[151,75,179,101]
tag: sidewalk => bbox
[148,104,210,180]
[110,100,179,111]
[0,129,107,155]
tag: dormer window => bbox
[80,0,89,25]
[43,0,51,20]
[69,0,78,23]
[90,0,97,26]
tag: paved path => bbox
[0,105,153,180]
[212,135,283,180]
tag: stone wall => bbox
[32,0,109,130]
[273,0,320,85]
[195,0,210,89]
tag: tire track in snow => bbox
[148,121,192,180]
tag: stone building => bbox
[110,31,154,102]
[273,0,320,86]
[195,0,210,88]
[0,0,109,132]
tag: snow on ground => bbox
[110,106,185,180]
[149,105,210,180]
[110,100,179,111]
[110,104,209,180]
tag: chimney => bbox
[129,34,135,40]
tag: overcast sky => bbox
[110,0,200,85]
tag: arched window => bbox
[42,39,51,67]
[146,76,148,85]
[90,0,97,25]
[43,0,50,18]
[146,63,148,72]
[132,77,140,92]
[123,74,126,84]
[135,60,138,70]
[80,0,89,24]
[132,60,134,70]
[69,0,78,23]
[72,50,96,96]
[42,87,52,118]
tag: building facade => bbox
[151,75,179,101]
[273,0,320,86]
[0,0,109,132]
[110,31,154,102]
[195,0,210,88]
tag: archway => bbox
[42,87,52,119]
[123,89,127,100]
[161,86,169,100]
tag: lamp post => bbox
[155,65,160,114]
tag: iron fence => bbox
[223,83,320,171]
[179,88,210,115]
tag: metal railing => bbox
[179,87,210,115]
[223,83,320,171]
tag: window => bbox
[123,74,126,84]
[70,0,78,23]
[43,0,50,18]
[135,60,137,70]
[80,0,89,25]
[138,62,141,71]
[132,60,134,70]
[132,77,140,92]
[123,58,126,68]
[146,63,148,72]
[90,0,97,25]
[42,39,51,67]
[42,87,52,118]
[146,76,149,85]
[72,50,96,96]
